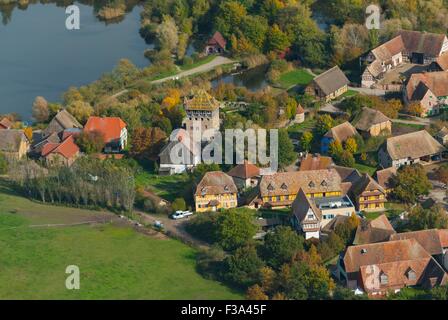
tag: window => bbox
[281,183,288,190]
[308,181,315,188]
[321,180,328,187]
[267,184,274,191]
[307,214,314,219]
[380,272,388,285]
[406,269,416,281]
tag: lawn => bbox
[180,55,216,71]
[135,171,191,202]
[287,118,317,136]
[0,192,242,300]
[353,163,377,176]
[339,89,358,99]
[277,69,314,89]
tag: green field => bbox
[0,191,242,300]
[278,69,314,89]
[135,171,191,202]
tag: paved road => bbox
[348,86,388,96]
[151,56,235,84]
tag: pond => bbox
[0,2,149,121]
[211,64,269,92]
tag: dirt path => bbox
[135,210,210,250]
[108,56,235,100]
[151,56,235,84]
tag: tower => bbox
[183,89,220,141]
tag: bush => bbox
[0,153,7,174]
[172,197,187,212]
[185,212,219,244]
[182,56,193,66]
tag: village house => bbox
[353,215,396,245]
[361,35,405,88]
[374,167,397,193]
[305,66,350,102]
[41,135,80,167]
[259,169,343,209]
[348,173,387,212]
[321,121,358,154]
[293,104,305,124]
[204,31,226,55]
[42,109,82,138]
[299,153,334,171]
[227,161,260,190]
[428,54,448,72]
[183,89,220,141]
[0,117,13,130]
[352,107,391,138]
[362,30,448,88]
[378,130,445,168]
[291,188,356,239]
[390,229,448,271]
[158,129,200,175]
[436,126,448,146]
[337,239,448,296]
[84,116,127,153]
[0,129,30,160]
[404,71,448,117]
[194,171,238,212]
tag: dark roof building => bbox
[305,66,350,102]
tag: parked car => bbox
[171,210,194,220]
[154,220,164,229]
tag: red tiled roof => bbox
[227,160,260,179]
[299,154,333,171]
[207,31,226,49]
[84,117,126,143]
[41,136,79,159]
[0,117,13,129]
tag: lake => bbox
[0,2,149,121]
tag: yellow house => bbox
[353,107,392,138]
[259,169,343,209]
[349,173,387,212]
[0,129,29,160]
[195,171,238,212]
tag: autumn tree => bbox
[75,131,105,154]
[130,127,167,160]
[344,137,358,154]
[300,131,313,152]
[406,102,424,117]
[216,208,257,251]
[66,100,94,124]
[224,244,264,287]
[261,226,304,269]
[32,96,49,123]
[392,164,432,203]
[246,284,269,300]
[315,115,334,136]
[407,204,448,231]
[156,15,179,52]
[278,129,296,169]
[266,24,290,53]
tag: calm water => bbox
[211,64,269,92]
[0,3,149,120]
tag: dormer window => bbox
[267,184,274,191]
[321,180,328,187]
[308,181,315,188]
[281,183,288,190]
[406,268,416,281]
[224,185,229,191]
[201,187,207,196]
[380,272,388,285]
